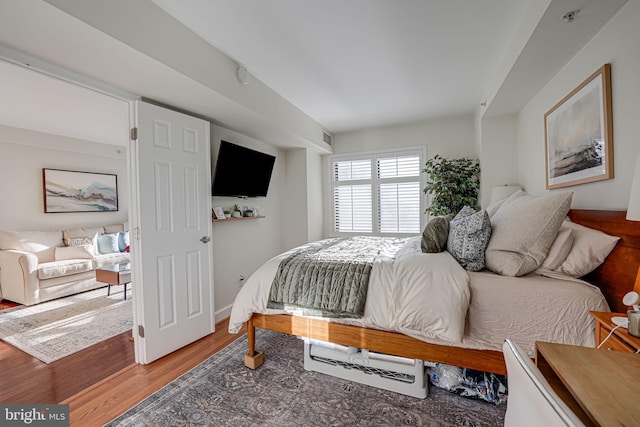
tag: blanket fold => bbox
[267,237,406,318]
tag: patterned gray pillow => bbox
[447,206,492,271]
[421,215,452,253]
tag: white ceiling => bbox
[151,0,528,133]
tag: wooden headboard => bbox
[569,209,640,313]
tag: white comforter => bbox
[228,237,471,343]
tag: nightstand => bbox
[590,311,640,352]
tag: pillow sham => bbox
[555,220,620,277]
[540,227,574,270]
[446,206,492,272]
[97,233,120,254]
[485,190,572,277]
[55,245,94,260]
[421,215,451,253]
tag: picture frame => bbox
[544,64,613,189]
[43,168,118,213]
[213,206,226,220]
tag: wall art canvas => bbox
[544,64,613,189]
[43,168,118,213]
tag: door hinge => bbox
[130,127,138,140]
[134,226,141,240]
[138,325,145,338]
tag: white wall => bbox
[0,125,128,230]
[0,60,129,146]
[326,115,477,234]
[516,0,640,209]
[210,125,285,319]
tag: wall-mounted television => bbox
[212,140,276,198]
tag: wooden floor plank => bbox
[65,318,245,426]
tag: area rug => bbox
[0,287,132,363]
[106,330,505,426]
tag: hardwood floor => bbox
[0,330,135,403]
[66,318,244,426]
[1,317,245,426]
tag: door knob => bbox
[200,236,211,243]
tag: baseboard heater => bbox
[302,338,428,398]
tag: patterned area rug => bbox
[0,287,132,363]
[107,330,505,426]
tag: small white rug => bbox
[0,287,132,364]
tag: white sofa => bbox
[0,224,130,306]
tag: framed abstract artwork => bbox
[544,64,613,189]
[43,168,118,213]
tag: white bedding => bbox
[228,236,610,357]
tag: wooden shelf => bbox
[212,215,265,223]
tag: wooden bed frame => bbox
[244,210,640,375]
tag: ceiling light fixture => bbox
[562,9,580,23]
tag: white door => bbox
[130,100,214,364]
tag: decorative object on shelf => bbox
[43,168,118,213]
[544,63,613,189]
[213,206,226,220]
[224,210,231,219]
[422,155,480,216]
[245,209,254,217]
[232,204,242,218]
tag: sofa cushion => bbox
[67,233,99,256]
[118,231,130,252]
[0,229,63,263]
[93,252,131,269]
[38,259,93,280]
[55,245,95,261]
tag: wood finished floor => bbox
[0,317,245,426]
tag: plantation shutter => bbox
[377,155,421,233]
[331,149,424,235]
[333,158,373,232]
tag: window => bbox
[331,148,424,235]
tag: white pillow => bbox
[555,220,619,277]
[485,190,573,276]
[55,245,95,260]
[540,227,574,270]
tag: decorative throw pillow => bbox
[485,190,572,277]
[118,231,130,252]
[421,215,452,253]
[67,234,99,256]
[446,206,492,271]
[555,220,620,277]
[97,233,120,254]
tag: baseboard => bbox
[215,304,233,324]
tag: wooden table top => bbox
[536,341,640,427]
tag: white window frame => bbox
[329,146,427,237]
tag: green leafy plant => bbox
[422,155,480,216]
[233,204,241,212]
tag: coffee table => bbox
[95,262,131,300]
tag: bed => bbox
[229,208,640,376]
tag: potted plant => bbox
[223,210,231,219]
[232,204,242,218]
[422,154,480,216]
[245,209,254,217]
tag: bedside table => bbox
[590,311,640,352]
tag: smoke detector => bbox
[236,66,250,85]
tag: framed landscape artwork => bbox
[544,63,613,189]
[43,168,118,213]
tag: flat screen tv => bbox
[212,140,276,198]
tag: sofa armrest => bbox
[0,249,40,305]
